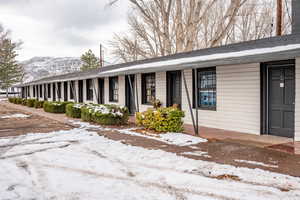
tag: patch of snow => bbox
[234,159,278,168]
[160,133,207,146]
[181,151,212,158]
[119,129,207,146]
[0,128,300,199]
[0,113,30,119]
[101,44,300,75]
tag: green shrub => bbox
[8,97,24,104]
[81,106,93,122]
[15,98,23,104]
[26,99,36,107]
[81,104,129,125]
[136,107,185,132]
[8,97,15,103]
[43,101,72,113]
[21,99,27,106]
[66,103,82,118]
[34,100,44,108]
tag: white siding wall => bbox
[182,63,261,134]
[104,76,126,106]
[104,77,110,104]
[295,57,300,141]
[119,76,126,106]
[67,81,76,102]
[74,80,79,103]
[29,85,33,98]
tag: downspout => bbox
[194,69,199,135]
[92,79,99,104]
[182,70,197,135]
[55,82,60,102]
[135,74,140,112]
[36,85,39,101]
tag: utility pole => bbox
[99,44,104,67]
[276,0,283,36]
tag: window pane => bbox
[197,68,216,109]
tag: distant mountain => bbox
[22,57,82,83]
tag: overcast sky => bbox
[0,0,130,62]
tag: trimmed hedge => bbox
[66,103,82,118]
[8,97,15,103]
[34,100,44,109]
[136,107,185,132]
[8,97,23,104]
[43,101,72,113]
[26,99,36,107]
[81,104,129,125]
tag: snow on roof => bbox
[100,43,300,76]
[19,34,300,86]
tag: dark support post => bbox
[182,70,197,135]
[128,75,137,112]
[135,74,139,112]
[194,69,199,135]
[36,85,39,101]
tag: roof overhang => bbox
[18,36,300,87]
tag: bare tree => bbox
[109,0,291,62]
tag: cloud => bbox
[0,0,130,60]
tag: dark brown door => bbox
[52,83,56,101]
[268,65,295,138]
[98,78,104,104]
[64,82,68,101]
[125,75,135,114]
[78,80,83,103]
[167,71,182,108]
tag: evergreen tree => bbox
[0,38,24,96]
[80,49,100,71]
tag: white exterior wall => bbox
[295,57,300,141]
[104,76,126,106]
[182,63,261,135]
[137,72,167,112]
[29,85,33,98]
[75,80,79,102]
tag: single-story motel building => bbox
[18,33,300,141]
[18,0,300,142]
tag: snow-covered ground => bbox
[0,123,300,200]
[0,113,30,119]
[119,128,207,146]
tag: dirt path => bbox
[0,102,71,137]
[2,101,300,178]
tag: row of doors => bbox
[77,79,105,104]
[125,71,182,114]
[125,63,296,139]
[75,63,296,139]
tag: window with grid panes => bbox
[195,68,216,110]
[109,77,118,102]
[142,73,156,104]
